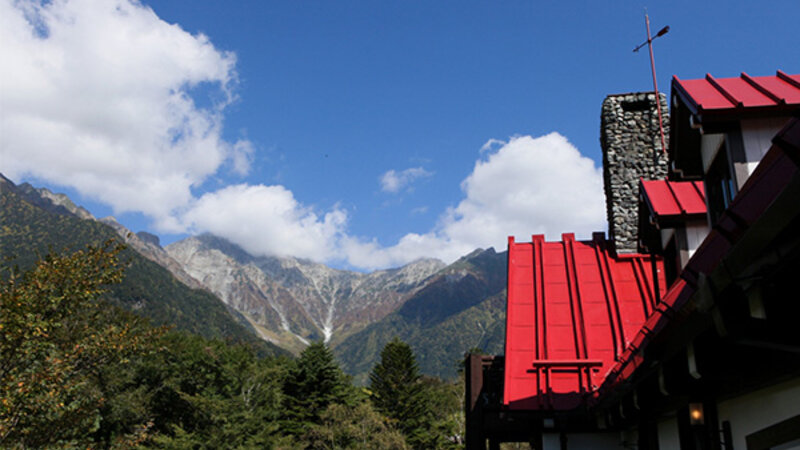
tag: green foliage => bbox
[0,242,164,447]
[369,338,464,449]
[0,243,288,448]
[281,341,355,437]
[0,180,473,448]
[306,402,408,449]
[419,376,465,449]
[0,180,286,357]
[135,332,287,448]
[369,338,423,425]
[336,248,508,382]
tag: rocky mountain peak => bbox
[1,175,94,220]
[165,234,446,351]
[136,231,161,247]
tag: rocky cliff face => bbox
[98,217,207,291]
[11,180,95,220]
[166,235,446,352]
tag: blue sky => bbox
[2,0,798,270]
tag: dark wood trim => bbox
[745,414,800,450]
[465,353,487,450]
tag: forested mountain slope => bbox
[335,248,508,382]
[0,175,286,357]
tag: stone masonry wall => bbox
[600,92,669,254]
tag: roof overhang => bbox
[638,179,707,253]
[669,71,800,178]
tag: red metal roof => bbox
[640,179,706,221]
[503,233,665,411]
[672,70,800,115]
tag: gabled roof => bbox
[503,233,665,411]
[672,70,800,116]
[640,179,706,222]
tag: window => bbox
[705,142,736,226]
[663,235,680,288]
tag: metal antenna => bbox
[633,11,669,155]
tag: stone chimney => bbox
[600,92,669,254]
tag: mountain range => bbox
[165,234,446,352]
[0,174,508,380]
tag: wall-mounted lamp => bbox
[689,402,705,425]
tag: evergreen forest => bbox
[0,243,466,448]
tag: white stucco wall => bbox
[741,117,790,178]
[717,377,800,450]
[685,221,709,259]
[541,431,621,449]
[701,133,725,174]
[657,416,680,450]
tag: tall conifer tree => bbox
[369,338,432,448]
[281,341,352,437]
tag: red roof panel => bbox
[715,76,775,108]
[754,75,800,103]
[676,77,733,110]
[673,71,800,114]
[503,233,665,411]
[641,179,706,220]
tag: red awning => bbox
[503,233,665,411]
[640,179,706,221]
[672,70,800,115]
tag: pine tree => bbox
[368,338,432,448]
[281,341,353,437]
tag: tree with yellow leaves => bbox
[0,241,162,447]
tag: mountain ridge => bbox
[333,247,508,382]
[3,174,510,377]
[165,234,447,352]
[0,174,287,357]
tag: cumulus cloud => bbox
[0,0,348,265]
[380,167,433,193]
[182,184,348,261]
[0,0,249,231]
[344,133,607,269]
[170,134,604,272]
[0,0,606,271]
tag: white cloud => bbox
[380,167,433,193]
[175,133,604,271]
[0,1,606,272]
[480,138,506,153]
[0,0,249,231]
[344,133,607,269]
[182,184,347,261]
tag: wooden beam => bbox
[745,414,800,450]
